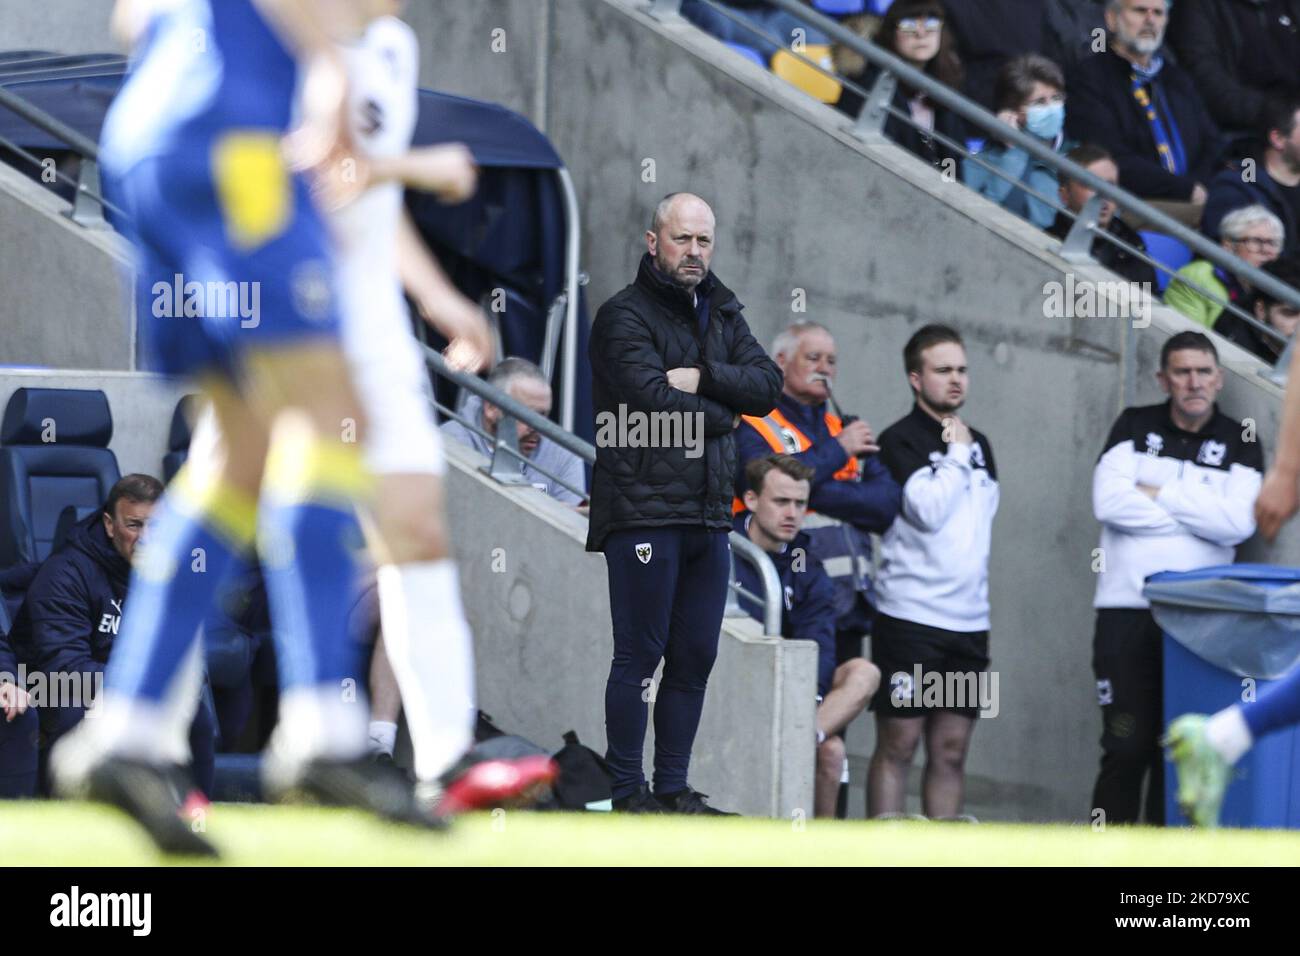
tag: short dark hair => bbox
[1263,97,1300,143]
[903,324,964,376]
[1253,257,1300,310]
[1061,142,1114,187]
[994,54,1064,113]
[105,473,163,519]
[1160,331,1219,370]
[746,454,815,497]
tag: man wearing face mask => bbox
[965,54,1074,229]
[1066,0,1223,228]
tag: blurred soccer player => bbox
[1166,312,1300,827]
[51,0,429,855]
[281,0,557,812]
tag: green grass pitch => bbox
[3,803,1298,865]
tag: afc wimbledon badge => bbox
[635,543,652,564]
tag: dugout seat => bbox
[163,394,198,484]
[0,388,120,567]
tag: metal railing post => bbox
[1059,194,1104,263]
[482,410,532,486]
[646,0,684,21]
[64,156,107,228]
[851,69,895,142]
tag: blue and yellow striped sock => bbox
[259,428,372,697]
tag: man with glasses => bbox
[1165,204,1284,329]
[1065,0,1223,229]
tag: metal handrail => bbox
[423,345,785,636]
[656,0,1299,353]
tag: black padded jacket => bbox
[585,254,782,552]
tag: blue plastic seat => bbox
[0,388,120,567]
[163,394,198,484]
[813,0,867,14]
[867,0,895,13]
[1138,231,1194,293]
[723,41,767,69]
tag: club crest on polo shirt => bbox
[635,543,652,564]
[1096,679,1114,706]
[1197,439,1227,467]
[1145,432,1163,456]
[970,443,986,469]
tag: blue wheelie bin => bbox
[1145,564,1300,828]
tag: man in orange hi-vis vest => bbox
[734,322,902,813]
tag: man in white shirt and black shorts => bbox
[869,324,999,820]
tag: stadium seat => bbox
[770,45,842,104]
[1138,232,1194,293]
[813,0,867,14]
[0,388,120,567]
[867,0,895,12]
[163,394,198,484]
[723,42,767,70]
[51,503,98,553]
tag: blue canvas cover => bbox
[1144,565,1300,679]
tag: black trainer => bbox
[655,787,738,816]
[268,755,448,831]
[84,757,219,857]
[612,784,667,814]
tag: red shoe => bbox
[420,754,558,817]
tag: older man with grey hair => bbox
[1166,204,1284,330]
[1065,0,1223,228]
[440,357,586,506]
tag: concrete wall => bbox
[0,163,134,371]
[442,439,816,817]
[0,0,115,54]
[417,0,1300,821]
[0,368,189,479]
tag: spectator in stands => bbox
[1165,204,1284,329]
[928,1,1109,106]
[0,624,37,798]
[1065,0,1223,228]
[1048,143,1158,289]
[734,321,900,668]
[1090,331,1261,825]
[733,455,880,818]
[869,325,998,820]
[1204,99,1300,259]
[964,55,1073,229]
[8,474,216,795]
[681,0,829,64]
[587,192,782,814]
[440,357,587,507]
[1215,257,1300,364]
[1167,0,1300,137]
[834,0,968,171]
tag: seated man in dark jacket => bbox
[1167,0,1300,136]
[734,321,901,666]
[1049,143,1158,289]
[1214,256,1300,364]
[1065,0,1222,226]
[734,455,879,819]
[0,622,37,798]
[9,474,215,795]
[1203,99,1300,258]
